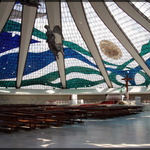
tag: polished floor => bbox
[0,111,150,148]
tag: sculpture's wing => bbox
[53,25,64,40]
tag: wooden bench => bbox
[49,111,74,126]
[12,112,37,130]
[33,111,60,128]
[0,114,22,133]
[63,110,85,123]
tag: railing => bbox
[46,100,70,105]
[142,101,150,111]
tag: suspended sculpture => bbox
[44,25,64,59]
[18,0,41,8]
[100,40,122,60]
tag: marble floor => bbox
[0,111,150,148]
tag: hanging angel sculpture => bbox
[44,25,64,59]
[18,0,41,8]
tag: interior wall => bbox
[0,94,149,104]
[78,95,106,103]
[129,94,150,102]
[0,95,69,104]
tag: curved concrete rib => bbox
[16,5,37,88]
[90,1,150,77]
[0,1,15,32]
[115,1,150,32]
[67,1,112,88]
[45,0,66,89]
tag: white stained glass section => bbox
[130,1,150,20]
[61,1,107,88]
[105,1,150,62]
[12,2,23,23]
[61,1,89,50]
[21,85,56,89]
[134,73,146,85]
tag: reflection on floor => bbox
[0,111,150,148]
